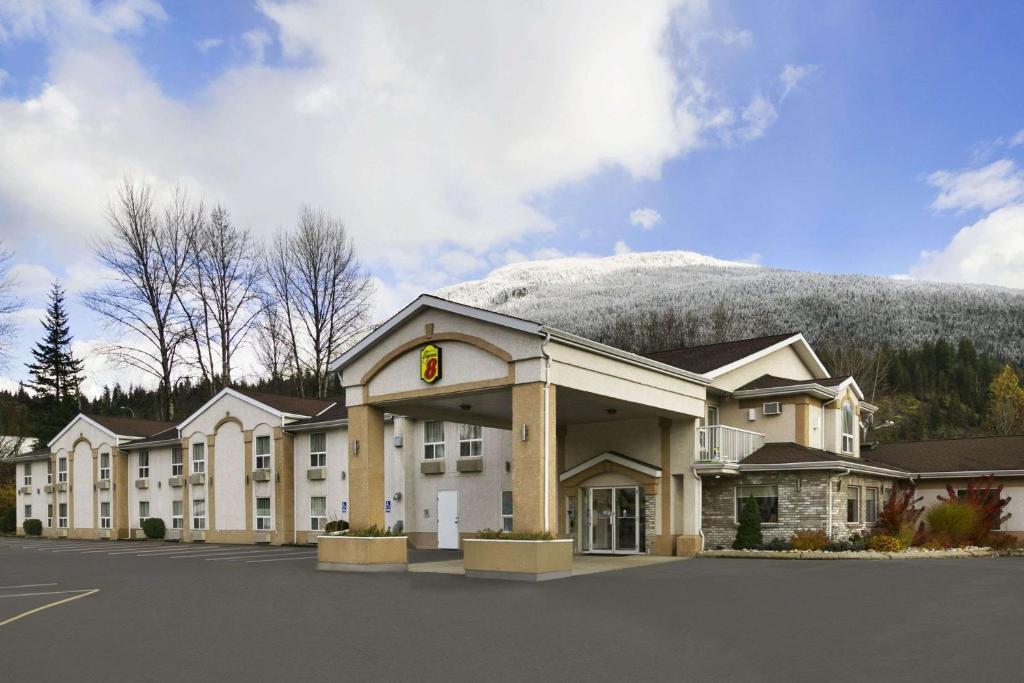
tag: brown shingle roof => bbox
[86,414,177,438]
[740,442,908,472]
[232,388,335,417]
[735,374,851,392]
[868,435,1024,473]
[121,426,180,449]
[285,401,348,428]
[643,333,798,375]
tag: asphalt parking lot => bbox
[3,537,1024,682]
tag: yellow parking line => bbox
[0,589,99,628]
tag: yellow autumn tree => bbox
[987,365,1024,435]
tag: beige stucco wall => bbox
[368,340,509,397]
[710,345,817,393]
[914,478,1024,534]
[14,460,52,531]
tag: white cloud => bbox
[8,263,55,298]
[739,251,762,265]
[629,207,663,230]
[928,159,1024,213]
[911,203,1024,288]
[779,63,816,101]
[737,95,778,142]
[613,240,632,255]
[196,37,224,53]
[1010,129,1024,147]
[242,28,271,63]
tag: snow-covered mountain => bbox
[436,251,1024,361]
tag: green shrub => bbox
[22,518,43,536]
[348,525,402,537]
[790,529,829,551]
[759,538,792,551]
[927,502,979,547]
[732,496,763,550]
[476,529,554,541]
[0,507,14,534]
[867,534,906,552]
[324,519,349,533]
[142,517,166,540]
[982,532,1020,551]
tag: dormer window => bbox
[841,403,855,454]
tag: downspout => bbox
[691,465,705,552]
[541,333,552,533]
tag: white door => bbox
[437,491,459,549]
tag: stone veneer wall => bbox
[643,493,656,552]
[702,471,896,549]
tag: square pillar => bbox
[511,383,557,534]
[348,404,386,530]
[652,418,675,556]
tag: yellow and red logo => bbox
[420,344,442,384]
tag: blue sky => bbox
[1,1,1023,392]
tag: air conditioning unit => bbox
[763,401,782,416]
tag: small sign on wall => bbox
[420,344,442,384]
[385,500,392,514]
[341,501,347,513]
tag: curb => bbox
[700,548,1001,560]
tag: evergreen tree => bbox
[733,496,763,550]
[986,365,1024,436]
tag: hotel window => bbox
[423,421,445,459]
[23,462,32,486]
[138,450,149,479]
[255,436,271,470]
[139,501,150,525]
[310,432,327,468]
[24,504,32,519]
[47,459,52,484]
[501,491,513,532]
[459,424,482,457]
[172,500,184,529]
[847,486,861,523]
[171,447,183,476]
[310,496,327,531]
[192,499,206,529]
[192,442,206,474]
[255,497,271,530]
[58,503,68,528]
[58,457,68,483]
[865,487,879,524]
[100,451,110,480]
[841,403,855,454]
[735,485,779,524]
[100,502,111,529]
[47,504,53,528]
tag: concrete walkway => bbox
[409,553,684,577]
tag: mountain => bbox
[436,251,1024,362]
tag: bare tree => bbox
[252,295,294,392]
[265,207,373,397]
[0,245,22,370]
[84,179,198,420]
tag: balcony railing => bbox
[698,425,765,464]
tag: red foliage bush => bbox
[877,485,926,545]
[938,476,1013,546]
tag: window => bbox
[47,504,53,528]
[47,459,52,484]
[735,485,779,524]
[255,436,271,470]
[172,500,184,529]
[501,490,513,532]
[865,487,879,524]
[139,501,150,525]
[310,496,327,531]
[24,504,32,519]
[841,403,855,454]
[847,486,861,523]
[423,421,445,459]
[138,450,149,479]
[100,502,111,529]
[58,457,68,483]
[255,497,271,530]
[23,462,32,486]
[58,503,68,528]
[459,423,482,458]
[99,452,110,480]
[171,447,183,476]
[309,432,326,468]
[192,442,205,474]
[192,499,206,529]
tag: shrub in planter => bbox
[477,529,554,541]
[759,537,792,551]
[867,534,906,552]
[347,525,401,537]
[938,476,1012,546]
[23,518,43,536]
[927,502,978,547]
[142,517,166,540]
[324,519,349,533]
[732,496,762,550]
[0,506,15,534]
[879,485,925,545]
[790,529,829,551]
[824,541,853,552]
[983,532,1020,551]
[922,535,951,551]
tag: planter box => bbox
[306,467,326,481]
[456,458,483,473]
[96,479,111,490]
[420,460,444,475]
[56,482,68,492]
[168,476,185,488]
[44,484,54,494]
[135,479,149,489]
[252,469,272,482]
[317,535,408,573]
[188,473,206,486]
[463,539,573,582]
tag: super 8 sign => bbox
[420,344,442,384]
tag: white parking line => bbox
[205,550,301,561]
[244,553,317,563]
[0,589,99,628]
[0,589,95,599]
[169,548,276,559]
[131,546,229,556]
[0,583,59,590]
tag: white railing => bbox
[698,425,765,463]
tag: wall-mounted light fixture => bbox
[460,404,471,411]
[520,424,529,442]
[607,408,618,416]
[393,492,402,501]
[505,461,511,473]
[352,440,360,455]
[393,435,403,448]
[341,470,346,481]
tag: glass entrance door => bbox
[587,486,640,554]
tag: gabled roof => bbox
[736,374,851,391]
[739,442,907,473]
[559,450,662,481]
[732,374,865,401]
[868,435,1024,476]
[7,446,51,463]
[283,402,348,430]
[177,387,335,432]
[643,333,829,380]
[120,426,181,450]
[48,413,177,448]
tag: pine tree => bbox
[732,496,763,550]
[24,282,84,405]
